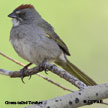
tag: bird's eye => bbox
[18,12,26,18]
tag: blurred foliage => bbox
[0,0,108,108]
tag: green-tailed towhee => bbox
[8,4,97,85]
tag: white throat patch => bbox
[12,18,20,27]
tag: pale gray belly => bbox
[10,37,62,65]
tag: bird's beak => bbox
[8,12,17,18]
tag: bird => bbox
[8,4,97,85]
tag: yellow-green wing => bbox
[38,20,71,56]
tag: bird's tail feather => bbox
[55,59,97,86]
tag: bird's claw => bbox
[20,67,31,83]
[28,75,32,80]
[21,76,25,84]
[20,63,32,83]
[39,61,48,74]
[20,67,27,84]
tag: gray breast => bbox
[10,24,62,65]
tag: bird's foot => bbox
[39,60,48,74]
[20,67,27,84]
[20,63,32,83]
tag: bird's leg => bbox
[39,60,48,74]
[20,63,32,83]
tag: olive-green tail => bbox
[55,59,97,86]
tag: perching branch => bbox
[0,51,72,92]
[0,51,87,89]
[26,83,108,108]
[0,62,87,89]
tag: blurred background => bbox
[0,0,108,108]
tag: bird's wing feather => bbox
[38,20,71,56]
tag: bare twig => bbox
[0,63,87,89]
[0,51,87,89]
[0,51,72,92]
[37,74,73,92]
[0,51,24,66]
